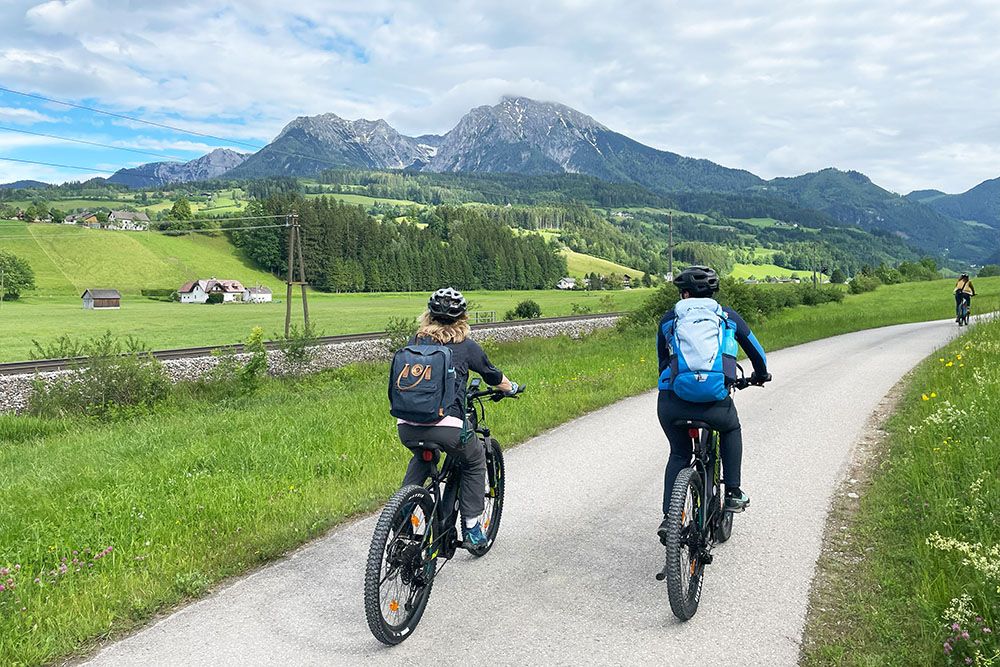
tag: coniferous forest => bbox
[227,195,566,292]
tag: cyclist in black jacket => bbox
[395,288,519,548]
[655,267,770,544]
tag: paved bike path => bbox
[87,319,966,666]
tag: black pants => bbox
[397,424,487,519]
[956,292,971,318]
[657,390,743,515]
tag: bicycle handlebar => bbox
[733,373,771,391]
[468,383,526,401]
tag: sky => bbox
[1,0,999,194]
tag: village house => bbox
[243,285,273,303]
[556,277,577,290]
[65,212,99,225]
[81,289,121,310]
[177,278,247,303]
[106,210,150,231]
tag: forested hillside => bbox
[227,197,566,292]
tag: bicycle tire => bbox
[715,510,734,543]
[364,484,436,645]
[466,437,505,557]
[664,467,705,621]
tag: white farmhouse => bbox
[556,277,577,290]
[177,278,247,304]
[243,286,273,303]
[106,210,150,231]
[178,280,210,304]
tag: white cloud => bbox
[0,0,997,192]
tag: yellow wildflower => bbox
[930,392,937,398]
[921,394,930,401]
[946,361,954,367]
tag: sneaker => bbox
[725,490,750,513]
[463,522,488,549]
[657,515,671,546]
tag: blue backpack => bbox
[388,339,457,423]
[658,298,738,402]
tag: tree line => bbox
[227,196,566,293]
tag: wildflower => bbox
[965,659,972,665]
[957,354,963,360]
[922,394,930,401]
[947,361,954,367]
[940,358,946,362]
[945,642,953,654]
[985,627,993,634]
[931,392,937,398]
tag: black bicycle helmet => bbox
[961,272,970,279]
[427,287,468,322]
[674,265,720,297]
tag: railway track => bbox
[0,312,622,376]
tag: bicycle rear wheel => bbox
[466,437,505,557]
[364,485,437,644]
[663,467,705,621]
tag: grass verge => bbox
[0,278,995,664]
[801,318,1000,666]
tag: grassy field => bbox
[0,288,653,362]
[0,277,994,664]
[0,221,277,295]
[802,320,1000,666]
[729,262,819,280]
[561,248,645,279]
[4,189,248,217]
[303,192,423,208]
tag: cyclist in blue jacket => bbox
[656,266,770,544]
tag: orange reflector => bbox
[681,510,686,523]
[410,514,420,527]
[389,600,399,612]
[690,561,696,575]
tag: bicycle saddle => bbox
[672,419,712,430]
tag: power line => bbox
[0,125,188,161]
[0,85,264,152]
[0,156,112,174]
[0,85,361,172]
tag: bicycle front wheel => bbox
[364,485,437,645]
[466,437,505,557]
[663,467,705,621]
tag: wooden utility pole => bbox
[284,213,310,337]
[667,211,674,279]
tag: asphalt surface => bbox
[87,318,967,666]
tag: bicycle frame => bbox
[689,427,724,541]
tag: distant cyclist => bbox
[393,288,519,548]
[954,273,975,322]
[655,266,770,544]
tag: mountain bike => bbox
[957,297,971,326]
[364,379,524,644]
[656,368,768,621]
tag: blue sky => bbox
[1,0,999,193]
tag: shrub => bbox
[206,293,224,305]
[28,332,169,419]
[830,268,847,284]
[849,274,882,294]
[504,299,542,321]
[570,302,593,315]
[277,322,321,369]
[977,264,1000,278]
[384,316,417,353]
[240,327,268,392]
[31,331,146,360]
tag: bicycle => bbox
[656,367,768,621]
[957,295,971,326]
[364,379,524,644]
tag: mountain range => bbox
[6,95,998,261]
[106,148,248,188]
